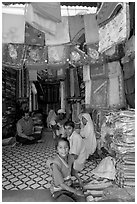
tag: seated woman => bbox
[16,109,42,145]
[79,113,97,160]
[46,137,86,202]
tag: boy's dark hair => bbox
[64,121,75,129]
[22,109,30,116]
[55,137,70,150]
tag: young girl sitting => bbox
[46,137,86,202]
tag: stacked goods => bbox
[84,177,113,202]
[110,109,135,187]
[32,112,44,134]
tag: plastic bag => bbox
[91,156,116,180]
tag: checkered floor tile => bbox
[2,129,96,190]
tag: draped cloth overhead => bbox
[68,15,84,43]
[2,13,25,43]
[25,4,57,36]
[25,22,45,46]
[84,14,99,45]
[31,2,61,23]
[45,16,70,45]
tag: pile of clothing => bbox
[110,109,135,187]
[32,112,44,134]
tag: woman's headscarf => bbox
[79,112,97,155]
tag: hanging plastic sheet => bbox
[45,16,70,45]
[99,2,130,53]
[2,43,25,68]
[25,22,45,46]
[68,15,84,43]
[25,45,47,70]
[2,13,25,44]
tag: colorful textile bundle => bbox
[109,109,135,187]
[2,43,26,68]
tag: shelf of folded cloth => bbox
[110,109,135,188]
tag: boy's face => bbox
[64,125,73,138]
[57,141,69,158]
[24,113,30,121]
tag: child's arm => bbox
[71,167,83,189]
[53,163,84,196]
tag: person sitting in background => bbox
[56,109,68,138]
[16,109,42,145]
[46,137,85,202]
[64,121,87,172]
[79,113,97,160]
[47,109,57,139]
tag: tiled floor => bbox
[2,129,97,191]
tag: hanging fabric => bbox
[25,45,47,70]
[31,2,61,23]
[2,13,25,44]
[83,65,90,82]
[99,2,130,53]
[68,15,84,43]
[84,14,99,45]
[25,22,45,46]
[25,4,57,36]
[73,68,80,98]
[70,68,75,97]
[96,2,123,26]
[85,80,92,105]
[2,43,25,69]
[47,44,70,66]
[29,70,37,81]
[45,16,70,45]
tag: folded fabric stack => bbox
[110,109,135,188]
[84,177,113,202]
[32,113,44,134]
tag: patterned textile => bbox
[25,23,45,46]
[68,15,84,43]
[25,45,47,70]
[97,2,123,26]
[2,13,25,44]
[47,44,70,66]
[45,16,70,45]
[84,14,99,45]
[2,43,25,68]
[110,110,135,187]
[99,2,130,53]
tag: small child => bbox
[46,137,85,202]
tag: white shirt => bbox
[69,131,87,171]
